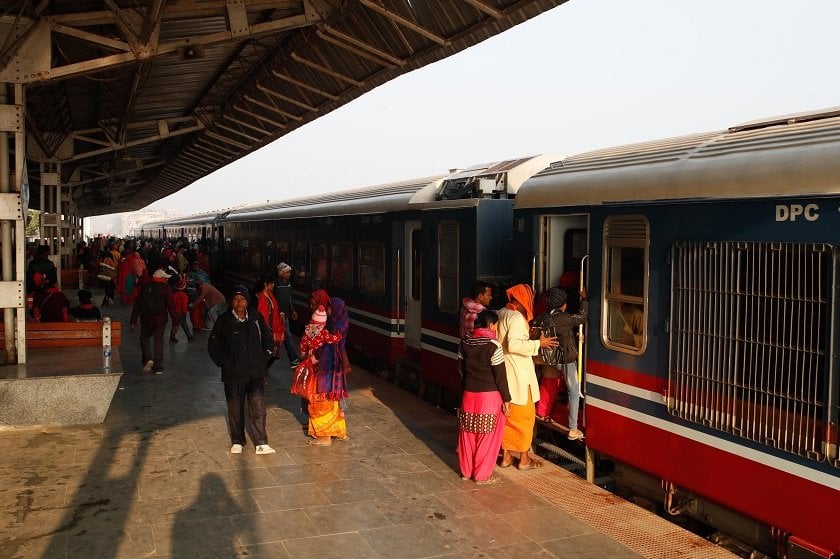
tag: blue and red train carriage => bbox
[140,108,840,558]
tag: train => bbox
[139,107,840,559]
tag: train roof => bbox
[223,176,445,221]
[515,107,840,208]
[142,211,228,229]
[222,155,558,220]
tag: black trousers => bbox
[139,322,165,370]
[224,379,268,447]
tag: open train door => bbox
[537,214,588,298]
[537,213,589,431]
[403,221,422,355]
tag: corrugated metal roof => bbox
[1,0,567,216]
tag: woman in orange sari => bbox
[496,284,557,470]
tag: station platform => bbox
[0,294,735,559]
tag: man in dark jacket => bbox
[130,268,176,374]
[274,262,300,366]
[208,284,277,455]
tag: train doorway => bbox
[404,221,422,352]
[537,214,589,305]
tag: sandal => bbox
[308,438,332,446]
[499,457,514,468]
[517,458,544,471]
[475,475,501,485]
[333,435,350,441]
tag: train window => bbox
[310,242,329,289]
[437,221,459,313]
[602,215,648,354]
[669,241,830,462]
[291,242,306,283]
[359,242,385,295]
[331,242,353,289]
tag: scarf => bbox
[317,296,350,399]
[471,327,496,340]
[506,284,534,322]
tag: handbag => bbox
[97,262,116,281]
[290,358,317,400]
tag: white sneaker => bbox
[255,444,275,455]
[230,444,243,454]
[568,429,584,441]
[142,360,154,374]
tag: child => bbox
[169,278,194,343]
[69,289,102,320]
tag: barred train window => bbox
[602,215,648,353]
[668,241,830,463]
[438,221,460,313]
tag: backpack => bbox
[139,282,166,315]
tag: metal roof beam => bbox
[291,53,363,86]
[12,11,322,84]
[460,0,503,19]
[214,122,263,143]
[67,121,203,162]
[232,103,287,129]
[357,0,447,46]
[243,94,301,121]
[256,83,317,112]
[272,71,339,101]
[223,113,273,136]
[202,130,249,151]
[318,26,405,67]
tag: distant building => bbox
[122,209,180,237]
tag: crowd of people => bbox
[456,279,588,485]
[28,237,596,471]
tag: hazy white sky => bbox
[93,0,840,230]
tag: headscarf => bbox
[310,289,330,310]
[277,262,292,274]
[316,296,350,400]
[506,284,535,322]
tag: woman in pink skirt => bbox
[457,310,511,484]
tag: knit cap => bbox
[546,287,568,310]
[311,305,327,324]
[229,284,249,302]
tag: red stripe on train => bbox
[587,406,840,554]
[587,360,666,393]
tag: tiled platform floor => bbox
[0,295,734,559]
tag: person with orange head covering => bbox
[496,283,557,470]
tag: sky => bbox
[90,0,840,233]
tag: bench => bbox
[0,319,124,426]
[0,320,122,350]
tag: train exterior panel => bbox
[514,109,840,556]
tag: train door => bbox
[537,214,589,297]
[404,221,422,352]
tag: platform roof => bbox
[0,0,565,217]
